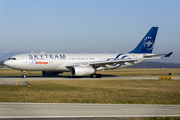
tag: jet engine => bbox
[70,66,95,76]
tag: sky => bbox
[0,0,180,63]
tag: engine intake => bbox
[70,66,95,76]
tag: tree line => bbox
[0,61,4,66]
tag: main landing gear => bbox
[22,70,26,78]
[90,74,102,78]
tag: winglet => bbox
[164,52,173,57]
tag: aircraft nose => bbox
[4,60,14,68]
[4,60,10,67]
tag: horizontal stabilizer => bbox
[144,52,173,58]
[164,52,173,57]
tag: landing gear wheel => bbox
[97,74,102,78]
[22,75,26,78]
[90,74,102,78]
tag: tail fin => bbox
[129,27,158,53]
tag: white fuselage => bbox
[4,53,145,72]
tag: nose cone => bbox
[4,60,11,67]
[4,60,16,68]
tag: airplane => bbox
[4,27,173,78]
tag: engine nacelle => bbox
[70,66,95,76]
[42,71,63,76]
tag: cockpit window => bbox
[8,58,16,60]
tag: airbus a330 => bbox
[4,27,173,78]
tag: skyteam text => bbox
[28,54,66,60]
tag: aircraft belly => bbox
[55,66,69,71]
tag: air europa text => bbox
[28,54,66,60]
[36,61,48,64]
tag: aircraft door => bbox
[98,56,102,61]
[22,56,27,63]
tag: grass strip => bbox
[0,79,180,104]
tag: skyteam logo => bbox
[143,37,154,50]
[106,54,129,61]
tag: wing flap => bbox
[89,59,139,66]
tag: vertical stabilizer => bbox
[129,27,158,53]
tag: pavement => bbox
[0,76,180,86]
[0,103,180,119]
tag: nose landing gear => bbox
[22,70,26,78]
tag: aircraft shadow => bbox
[0,75,118,78]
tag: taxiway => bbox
[0,103,180,118]
[0,76,180,85]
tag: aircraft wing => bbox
[89,52,173,67]
[65,58,138,68]
[66,52,173,68]
[88,58,139,66]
